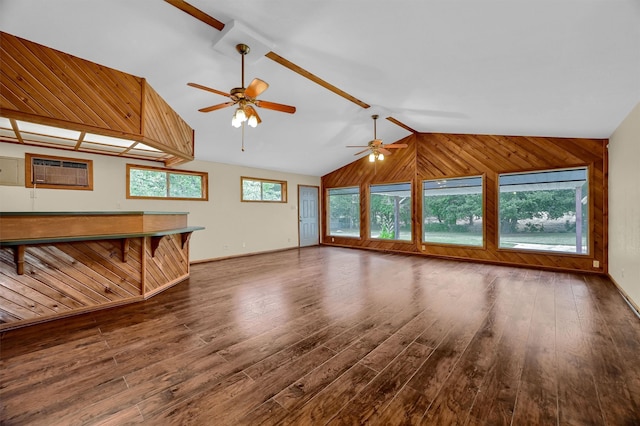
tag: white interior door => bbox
[299,186,319,247]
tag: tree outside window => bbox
[328,187,360,237]
[127,164,207,200]
[498,167,588,254]
[369,183,412,241]
[423,176,483,246]
[241,177,287,202]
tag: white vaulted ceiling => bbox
[1,0,638,176]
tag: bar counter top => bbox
[0,211,192,241]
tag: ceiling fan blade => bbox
[354,148,371,156]
[244,105,262,124]
[384,143,409,149]
[379,148,392,156]
[254,100,296,114]
[198,101,235,113]
[245,78,269,99]
[346,145,369,148]
[188,82,230,98]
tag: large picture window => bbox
[423,176,483,246]
[327,187,360,237]
[369,182,412,241]
[498,167,588,254]
[127,164,208,200]
[241,177,287,202]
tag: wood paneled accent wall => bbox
[322,133,608,274]
[0,31,194,165]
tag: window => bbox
[369,182,412,241]
[241,177,287,202]
[423,176,483,246]
[498,167,588,254]
[328,187,360,237]
[127,164,208,200]
[25,153,93,190]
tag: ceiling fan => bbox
[187,43,296,128]
[347,115,408,162]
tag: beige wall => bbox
[609,101,640,309]
[0,144,320,262]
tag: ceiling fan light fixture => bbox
[189,41,295,136]
[235,107,246,122]
[346,109,407,162]
[232,106,248,127]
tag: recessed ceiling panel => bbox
[16,121,81,140]
[133,143,162,152]
[83,133,137,148]
[80,142,128,153]
[127,148,167,158]
[21,134,78,147]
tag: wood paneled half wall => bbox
[322,133,607,274]
[0,211,203,330]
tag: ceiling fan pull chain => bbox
[241,121,245,151]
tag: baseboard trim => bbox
[190,246,302,265]
[320,242,605,275]
[608,273,640,319]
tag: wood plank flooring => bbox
[1,246,639,425]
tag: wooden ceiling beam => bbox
[163,2,372,111]
[386,116,418,134]
[265,51,370,109]
[164,0,225,31]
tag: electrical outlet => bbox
[242,242,246,248]
[422,245,426,251]
[593,260,600,268]
[331,237,335,242]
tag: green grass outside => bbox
[332,229,587,253]
[425,231,586,252]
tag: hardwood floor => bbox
[1,246,639,425]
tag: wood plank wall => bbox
[321,133,608,273]
[0,240,143,328]
[0,235,190,330]
[141,82,195,164]
[144,234,190,297]
[0,31,194,165]
[0,32,142,137]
